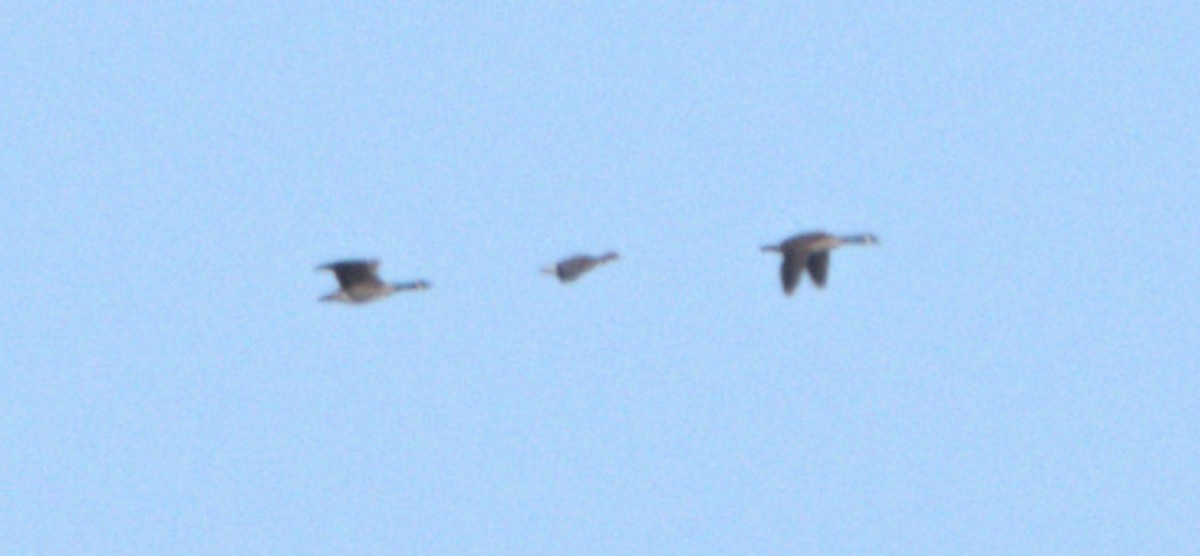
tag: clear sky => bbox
[3,2,1197,554]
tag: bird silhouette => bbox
[317,259,429,303]
[761,232,877,295]
[542,252,619,283]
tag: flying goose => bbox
[542,252,619,283]
[761,232,877,295]
[317,259,429,303]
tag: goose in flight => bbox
[542,252,619,283]
[761,232,877,295]
[317,259,429,303]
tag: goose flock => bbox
[318,231,878,304]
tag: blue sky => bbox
[3,2,1197,554]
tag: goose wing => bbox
[323,260,383,289]
[555,256,597,282]
[806,251,830,288]
[781,251,807,295]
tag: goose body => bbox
[761,232,877,295]
[318,259,429,303]
[542,252,619,283]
